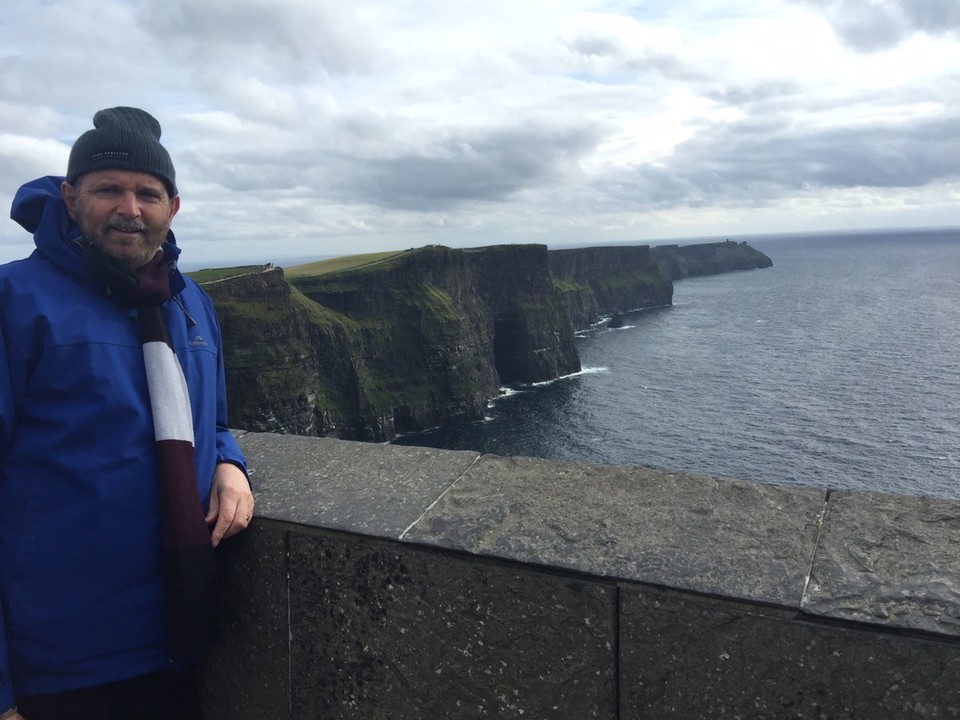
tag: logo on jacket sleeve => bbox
[189,334,209,348]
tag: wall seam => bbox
[398,453,483,540]
[800,488,833,612]
[285,529,293,720]
[614,582,621,719]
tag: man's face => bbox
[62,169,180,271]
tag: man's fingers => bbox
[204,485,220,524]
[207,462,255,546]
[211,497,253,547]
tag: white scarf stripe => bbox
[143,341,195,444]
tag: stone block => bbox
[621,584,960,719]
[238,432,479,539]
[288,528,617,719]
[405,454,826,606]
[804,490,960,636]
[200,520,290,720]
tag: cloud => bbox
[140,0,377,80]
[0,1,957,265]
[585,113,960,216]
[332,122,604,210]
[683,116,958,188]
[0,135,70,186]
[796,0,960,52]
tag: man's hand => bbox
[205,462,255,547]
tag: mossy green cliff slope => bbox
[200,241,770,441]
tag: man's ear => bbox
[61,180,78,220]
[168,194,181,222]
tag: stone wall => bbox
[200,432,960,719]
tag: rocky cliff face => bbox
[464,244,581,383]
[549,245,674,328]
[202,268,396,440]
[292,244,582,389]
[203,241,769,442]
[651,240,773,280]
[289,245,502,438]
[206,244,581,440]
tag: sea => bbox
[394,228,960,500]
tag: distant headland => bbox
[193,241,772,441]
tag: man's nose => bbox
[116,190,142,217]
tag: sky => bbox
[1,0,958,268]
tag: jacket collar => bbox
[11,175,186,297]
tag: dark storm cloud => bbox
[797,0,960,52]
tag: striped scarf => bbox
[85,244,215,660]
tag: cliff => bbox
[549,245,673,328]
[463,244,580,383]
[290,244,579,388]
[203,244,581,440]
[200,268,401,441]
[200,241,767,442]
[651,239,773,280]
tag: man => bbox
[0,107,254,719]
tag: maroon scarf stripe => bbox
[160,547,218,660]
[138,309,170,345]
[86,245,216,660]
[131,254,215,660]
[137,302,216,660]
[155,439,217,549]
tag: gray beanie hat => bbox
[67,107,177,197]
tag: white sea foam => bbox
[520,366,609,387]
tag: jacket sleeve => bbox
[0,283,19,464]
[0,289,21,711]
[0,610,13,712]
[212,314,248,482]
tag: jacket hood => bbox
[10,175,185,291]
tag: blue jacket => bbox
[0,176,247,706]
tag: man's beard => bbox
[76,209,170,271]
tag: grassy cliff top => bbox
[285,250,409,278]
[188,265,270,283]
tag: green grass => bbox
[188,265,268,283]
[285,251,408,278]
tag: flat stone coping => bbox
[236,431,960,638]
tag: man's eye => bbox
[94,187,122,197]
[138,192,163,203]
